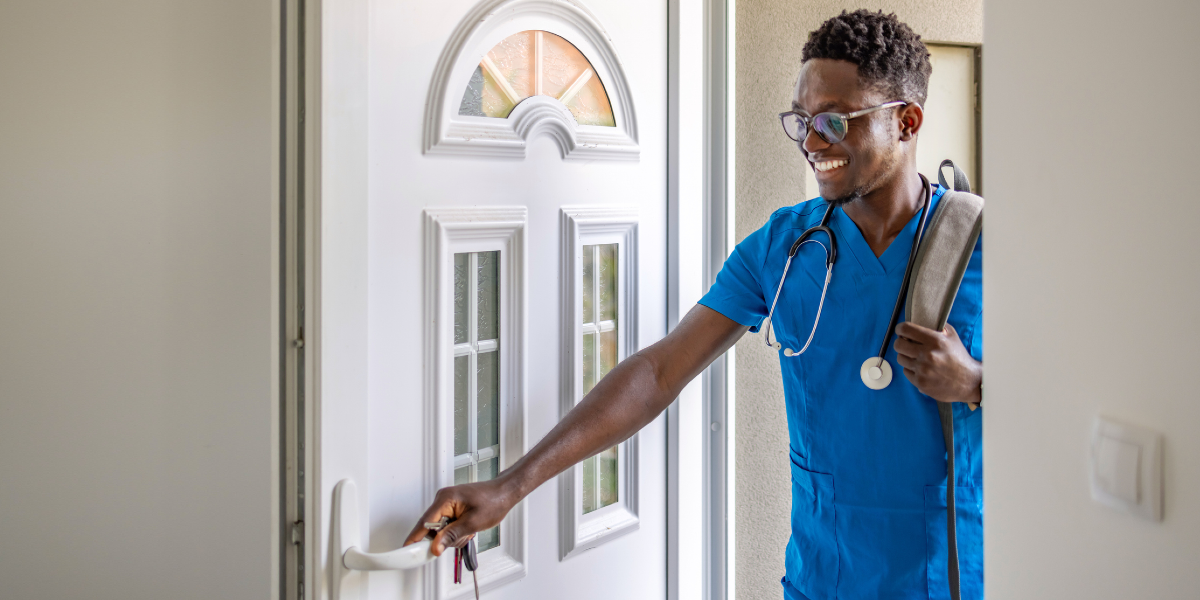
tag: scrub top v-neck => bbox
[699,186,984,600]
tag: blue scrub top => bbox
[700,186,984,600]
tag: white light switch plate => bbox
[1090,416,1163,522]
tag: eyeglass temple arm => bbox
[844,100,909,119]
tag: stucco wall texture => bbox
[732,2,981,598]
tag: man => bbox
[406,10,984,598]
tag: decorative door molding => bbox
[558,206,640,559]
[423,207,527,598]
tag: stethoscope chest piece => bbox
[860,357,893,390]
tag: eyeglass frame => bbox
[778,100,908,144]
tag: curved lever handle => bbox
[332,479,438,600]
[344,538,436,571]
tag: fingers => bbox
[892,335,920,359]
[404,494,461,549]
[433,522,477,555]
[895,321,942,344]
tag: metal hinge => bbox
[290,520,305,545]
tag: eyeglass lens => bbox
[781,112,850,144]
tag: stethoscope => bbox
[762,174,933,391]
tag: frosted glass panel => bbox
[454,355,469,456]
[582,455,596,514]
[478,457,499,482]
[582,333,596,394]
[457,30,615,127]
[582,245,594,324]
[478,525,500,553]
[477,350,499,449]
[455,466,470,486]
[597,244,617,322]
[477,251,499,341]
[598,446,618,507]
[454,253,469,344]
[599,329,617,379]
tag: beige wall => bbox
[0,2,278,597]
[732,2,981,598]
[985,0,1200,596]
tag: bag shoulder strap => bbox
[906,161,984,330]
[905,159,983,600]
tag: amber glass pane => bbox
[459,30,615,127]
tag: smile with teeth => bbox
[812,159,848,173]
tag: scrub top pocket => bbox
[924,485,983,600]
[787,455,838,600]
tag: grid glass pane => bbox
[478,525,500,552]
[582,333,596,394]
[598,446,618,508]
[582,245,595,324]
[582,455,597,514]
[598,244,617,322]
[454,355,469,456]
[477,350,499,449]
[478,457,499,482]
[599,329,617,380]
[477,251,499,341]
[454,253,469,345]
[455,466,470,486]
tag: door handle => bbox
[332,479,438,599]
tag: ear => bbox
[897,102,924,141]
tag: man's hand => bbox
[893,322,981,404]
[403,477,517,556]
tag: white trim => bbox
[558,206,641,560]
[422,0,640,161]
[424,207,527,599]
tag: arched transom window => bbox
[458,30,615,127]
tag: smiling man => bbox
[407,10,984,599]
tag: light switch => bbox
[1090,416,1163,522]
[1094,434,1139,504]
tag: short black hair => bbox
[801,10,932,106]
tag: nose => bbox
[802,124,831,155]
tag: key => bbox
[463,538,480,599]
[424,516,451,532]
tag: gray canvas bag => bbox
[905,159,983,600]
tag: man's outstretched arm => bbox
[404,304,749,555]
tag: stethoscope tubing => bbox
[763,175,934,364]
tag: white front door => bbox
[324,0,669,597]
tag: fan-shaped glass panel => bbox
[458,30,615,127]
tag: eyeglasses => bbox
[778,101,907,144]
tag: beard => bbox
[818,149,900,207]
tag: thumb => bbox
[942,322,958,339]
[432,521,476,555]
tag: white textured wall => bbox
[985,0,1200,596]
[0,2,277,598]
[732,2,981,598]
